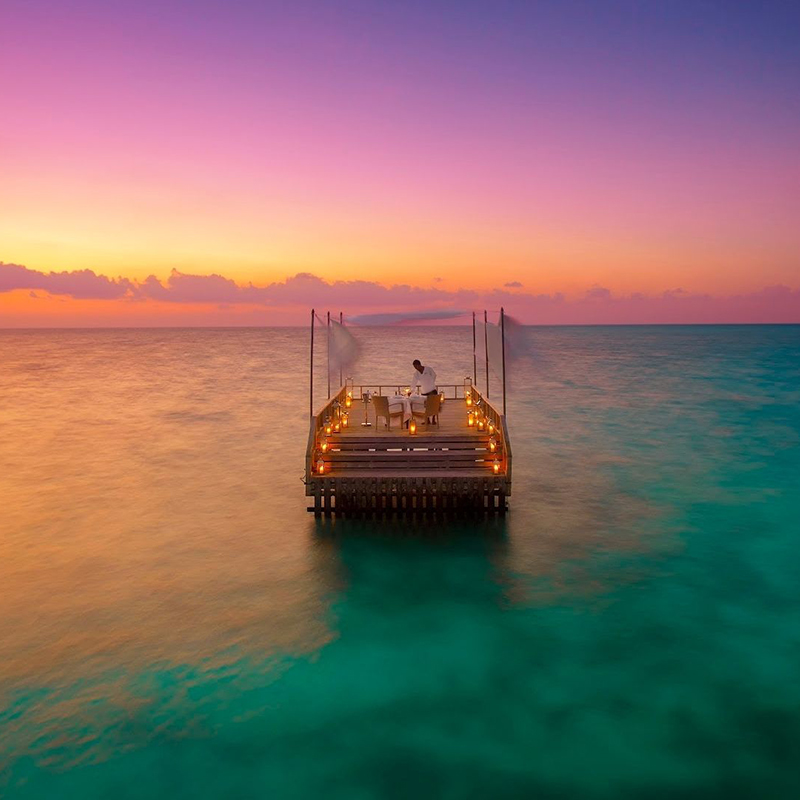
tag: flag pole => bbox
[484,310,490,398]
[326,311,331,399]
[500,306,507,416]
[309,308,315,418]
[472,311,477,386]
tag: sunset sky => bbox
[1,0,799,325]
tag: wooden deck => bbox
[304,384,512,515]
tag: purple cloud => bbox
[137,270,459,309]
[138,269,255,304]
[585,285,612,300]
[0,262,134,299]
[349,309,468,325]
[504,281,523,288]
[2,262,799,324]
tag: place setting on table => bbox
[387,387,426,428]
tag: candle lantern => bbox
[345,393,352,408]
[488,437,497,452]
[467,411,475,427]
[324,416,332,435]
[493,459,500,474]
[334,420,341,433]
[342,412,349,428]
[477,418,485,431]
[439,391,445,405]
[488,422,495,435]
[466,393,473,407]
[317,457,325,474]
[409,419,417,435]
[320,438,329,453]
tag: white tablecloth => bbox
[387,394,426,424]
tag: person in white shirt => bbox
[411,359,437,395]
[411,359,438,423]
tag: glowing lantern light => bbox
[488,437,497,452]
[317,458,325,474]
[488,422,495,435]
[477,418,485,431]
[324,416,332,435]
[409,419,417,435]
[320,438,329,453]
[342,413,349,428]
[439,391,445,405]
[467,412,475,427]
[466,393,473,407]
[334,420,341,433]
[493,459,500,474]
[345,393,352,408]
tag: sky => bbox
[1,0,799,325]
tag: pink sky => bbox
[1,1,798,325]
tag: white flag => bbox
[329,319,360,373]
[486,321,504,380]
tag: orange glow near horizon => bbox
[4,217,798,299]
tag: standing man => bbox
[411,359,438,423]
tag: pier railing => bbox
[343,383,472,399]
[469,386,513,485]
[306,384,350,482]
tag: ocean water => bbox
[1,325,799,799]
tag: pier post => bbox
[309,308,315,418]
[501,306,507,416]
[327,311,331,399]
[484,310,490,397]
[472,311,477,386]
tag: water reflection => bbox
[310,515,511,605]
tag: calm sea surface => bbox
[1,325,799,798]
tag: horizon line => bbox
[3,322,800,332]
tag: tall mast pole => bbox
[309,308,315,417]
[339,311,343,389]
[326,311,331,399]
[501,306,507,416]
[484,309,490,397]
[472,311,477,386]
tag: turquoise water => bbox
[1,325,799,798]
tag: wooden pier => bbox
[304,383,512,516]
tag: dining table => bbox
[387,393,426,425]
